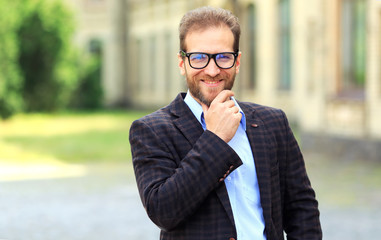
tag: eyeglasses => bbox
[180,51,238,69]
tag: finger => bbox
[231,106,240,114]
[234,111,242,121]
[226,106,240,116]
[223,100,235,108]
[212,90,234,104]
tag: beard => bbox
[186,72,236,107]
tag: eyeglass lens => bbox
[189,53,235,69]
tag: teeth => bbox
[204,80,219,84]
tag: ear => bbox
[178,53,186,75]
[235,52,242,74]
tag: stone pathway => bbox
[0,152,380,240]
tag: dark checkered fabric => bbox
[129,93,322,240]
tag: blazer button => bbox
[229,238,236,240]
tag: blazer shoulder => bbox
[240,101,286,119]
[132,93,190,128]
[131,105,173,129]
[239,101,292,138]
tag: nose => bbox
[203,58,220,77]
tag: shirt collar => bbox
[184,90,246,131]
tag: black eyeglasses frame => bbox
[180,51,239,69]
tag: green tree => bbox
[0,1,24,119]
[18,0,79,112]
[70,39,104,110]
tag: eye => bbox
[190,53,208,62]
[216,53,233,61]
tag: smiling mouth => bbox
[201,79,223,87]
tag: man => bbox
[129,6,322,240]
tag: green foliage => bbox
[70,40,104,110]
[0,0,104,119]
[0,0,24,119]
[18,0,79,112]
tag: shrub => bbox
[0,0,24,119]
[70,39,104,110]
[17,0,79,112]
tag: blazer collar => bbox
[170,93,204,145]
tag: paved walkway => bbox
[0,163,159,240]
[0,152,380,240]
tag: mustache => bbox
[200,75,223,81]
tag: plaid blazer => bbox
[129,93,322,240]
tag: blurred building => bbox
[67,0,129,107]
[68,0,381,154]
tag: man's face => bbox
[178,25,241,106]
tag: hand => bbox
[201,90,242,143]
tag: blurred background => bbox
[0,0,380,239]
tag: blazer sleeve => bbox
[129,118,242,231]
[279,110,322,239]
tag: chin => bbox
[199,91,220,107]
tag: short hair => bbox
[179,6,241,52]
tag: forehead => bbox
[184,25,234,53]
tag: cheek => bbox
[187,69,202,81]
[220,71,232,81]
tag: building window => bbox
[247,4,257,89]
[340,0,366,97]
[278,0,292,90]
[88,39,103,56]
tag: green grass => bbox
[0,110,150,164]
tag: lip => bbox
[201,79,223,87]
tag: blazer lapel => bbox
[243,105,273,233]
[171,93,204,146]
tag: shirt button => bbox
[227,176,231,181]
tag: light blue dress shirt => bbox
[184,91,267,240]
